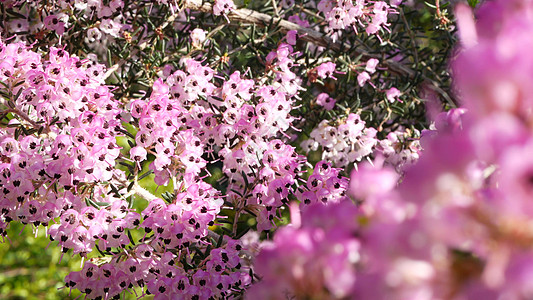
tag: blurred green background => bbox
[0,222,82,299]
[0,199,157,299]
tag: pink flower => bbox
[365,58,379,74]
[249,201,359,299]
[316,62,336,79]
[357,71,370,87]
[455,3,478,48]
[316,93,336,110]
[497,140,533,218]
[288,14,310,27]
[129,146,147,162]
[44,15,66,35]
[385,87,402,103]
[390,0,403,6]
[350,158,398,201]
[213,0,235,16]
[286,30,298,45]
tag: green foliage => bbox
[468,0,480,8]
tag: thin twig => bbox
[271,0,279,17]
[1,108,38,127]
[435,0,451,25]
[0,108,52,133]
[400,8,419,68]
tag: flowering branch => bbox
[181,0,416,77]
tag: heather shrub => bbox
[5,0,531,299]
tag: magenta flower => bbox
[249,201,360,299]
[286,30,298,45]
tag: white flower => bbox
[86,27,102,44]
[190,28,207,47]
[100,19,122,38]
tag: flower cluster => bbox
[295,160,349,209]
[213,0,236,16]
[265,43,304,97]
[248,201,360,299]
[156,45,306,232]
[317,0,394,36]
[2,0,126,51]
[352,2,533,298]
[301,113,378,167]
[0,39,124,237]
[49,200,140,256]
[302,113,421,169]
[66,240,250,299]
[357,58,379,87]
[129,77,206,186]
[140,180,223,249]
[377,128,421,170]
[0,0,474,298]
